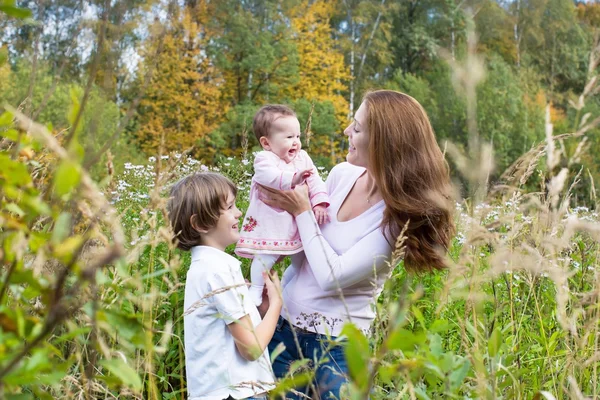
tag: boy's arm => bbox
[227,270,282,361]
[227,303,280,361]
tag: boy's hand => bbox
[291,168,313,187]
[262,270,282,311]
[313,204,329,225]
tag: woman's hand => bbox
[258,183,312,217]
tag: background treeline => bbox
[1,0,599,203]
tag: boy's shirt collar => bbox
[190,245,240,267]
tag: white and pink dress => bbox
[235,150,329,258]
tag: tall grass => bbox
[2,24,600,400]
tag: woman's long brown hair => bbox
[364,90,455,272]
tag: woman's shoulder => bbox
[329,162,365,180]
[326,162,365,191]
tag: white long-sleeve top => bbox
[280,162,393,337]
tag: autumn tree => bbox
[284,0,350,163]
[134,3,224,161]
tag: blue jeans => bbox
[268,317,348,399]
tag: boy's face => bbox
[202,191,242,251]
[259,115,302,163]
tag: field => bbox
[2,0,600,399]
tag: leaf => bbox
[0,111,13,126]
[270,341,286,363]
[429,333,443,358]
[0,312,17,333]
[53,160,81,196]
[268,372,311,398]
[429,319,450,333]
[100,358,143,392]
[5,203,25,217]
[341,323,370,390]
[0,153,31,186]
[51,213,72,244]
[449,359,471,391]
[1,128,19,141]
[0,4,32,19]
[289,358,311,375]
[54,236,84,263]
[488,327,502,358]
[387,328,426,352]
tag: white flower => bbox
[241,159,249,166]
[148,156,156,162]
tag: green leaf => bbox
[0,153,31,186]
[488,327,502,358]
[0,111,13,126]
[100,358,143,392]
[429,333,443,358]
[341,323,370,390]
[51,213,72,244]
[289,358,311,375]
[268,372,311,398]
[387,328,426,352]
[429,319,450,333]
[0,45,7,66]
[449,359,471,391]
[0,4,32,18]
[5,203,25,217]
[53,160,81,196]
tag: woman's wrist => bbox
[292,204,311,217]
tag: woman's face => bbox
[344,102,369,168]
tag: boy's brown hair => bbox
[167,172,237,251]
[253,104,296,142]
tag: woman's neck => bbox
[363,171,380,204]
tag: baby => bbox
[236,104,329,306]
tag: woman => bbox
[260,90,455,399]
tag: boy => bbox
[168,172,281,400]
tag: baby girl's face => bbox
[261,115,302,163]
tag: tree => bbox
[134,4,224,161]
[208,0,300,106]
[285,0,350,163]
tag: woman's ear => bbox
[259,136,270,150]
[190,214,209,233]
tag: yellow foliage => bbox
[288,0,349,126]
[0,59,10,97]
[135,6,226,161]
[286,0,350,164]
[524,90,565,124]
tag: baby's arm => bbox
[227,271,282,361]
[304,153,330,224]
[254,152,310,190]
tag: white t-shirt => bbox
[184,246,275,399]
[281,162,393,337]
